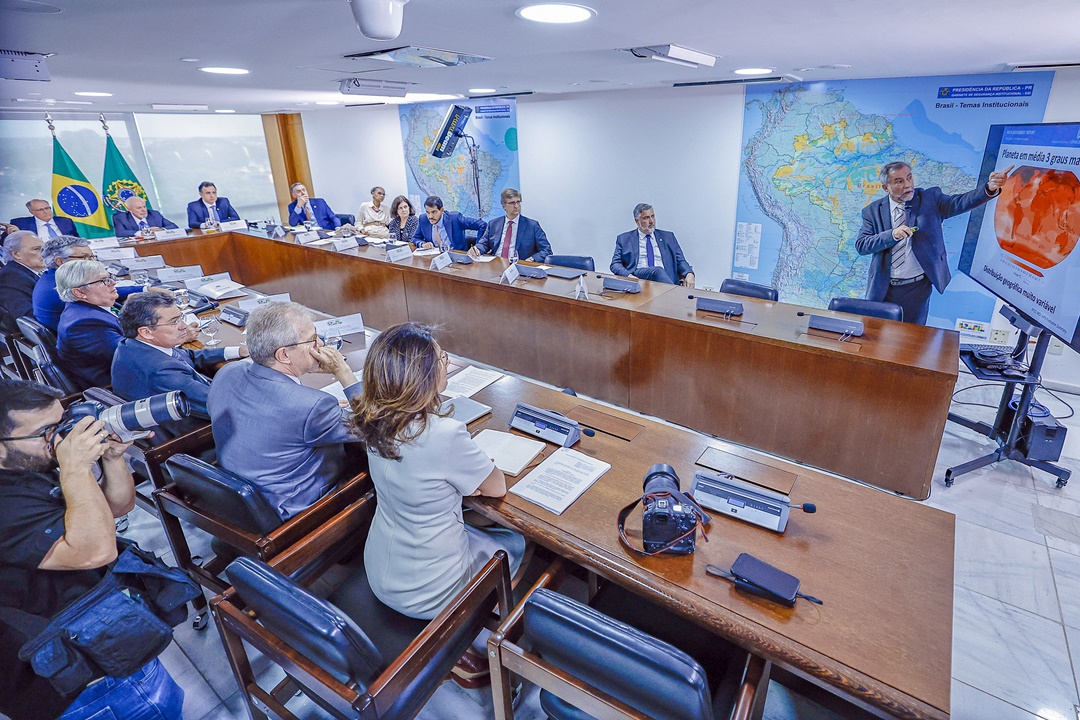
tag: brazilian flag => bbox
[102,135,152,230]
[51,137,112,238]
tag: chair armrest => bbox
[491,557,567,644]
[153,483,265,554]
[263,472,370,554]
[730,655,768,720]
[144,424,215,464]
[267,491,377,578]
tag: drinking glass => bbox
[173,288,189,308]
[131,269,149,287]
[202,316,222,346]
[321,329,343,350]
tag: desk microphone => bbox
[791,503,816,513]
[797,311,806,316]
[582,427,596,438]
[690,294,743,316]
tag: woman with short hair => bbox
[386,195,418,244]
[357,186,390,238]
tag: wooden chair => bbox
[210,492,513,720]
[154,452,369,630]
[720,278,779,302]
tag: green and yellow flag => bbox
[51,137,112,238]
[102,135,152,229]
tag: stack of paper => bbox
[441,366,503,398]
[510,448,610,515]
[473,430,544,476]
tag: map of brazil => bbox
[399,99,520,221]
[734,73,1053,331]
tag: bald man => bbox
[112,197,179,239]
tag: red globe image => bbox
[994,166,1080,275]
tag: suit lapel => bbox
[877,197,891,231]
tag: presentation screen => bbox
[960,123,1080,351]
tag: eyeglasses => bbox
[440,350,450,366]
[0,422,61,443]
[67,252,97,261]
[148,314,187,329]
[277,334,324,351]
[504,200,522,206]
[75,276,117,289]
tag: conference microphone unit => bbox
[798,312,864,338]
[688,294,743,316]
[600,275,641,294]
[689,470,817,533]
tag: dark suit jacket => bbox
[0,261,39,332]
[34,267,138,333]
[186,198,240,228]
[855,186,994,301]
[609,229,693,284]
[287,198,341,230]
[207,361,362,519]
[411,212,487,251]
[10,216,79,237]
[57,301,124,389]
[113,210,179,238]
[475,215,552,262]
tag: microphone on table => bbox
[582,428,596,438]
[791,503,816,513]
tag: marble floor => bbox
[19,370,1080,720]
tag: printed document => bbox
[441,366,503,398]
[510,448,610,515]
[473,430,544,476]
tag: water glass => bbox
[202,316,222,347]
[132,269,149,287]
[320,329,343,351]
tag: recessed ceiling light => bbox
[179,57,200,63]
[469,88,497,94]
[794,67,816,73]
[74,91,112,97]
[199,67,250,75]
[516,3,595,24]
[733,67,774,75]
[214,109,236,113]
[315,100,339,105]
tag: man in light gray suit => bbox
[207,302,362,519]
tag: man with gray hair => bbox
[0,231,45,332]
[207,301,361,519]
[55,260,124,389]
[855,161,1013,324]
[33,236,104,332]
[112,196,178,239]
[10,198,78,238]
[610,203,695,287]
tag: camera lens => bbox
[98,392,191,435]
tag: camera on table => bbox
[641,463,711,555]
[57,391,191,443]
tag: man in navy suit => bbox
[411,195,486,252]
[855,161,1012,324]
[469,188,552,262]
[55,260,125,389]
[0,231,45,332]
[207,302,362,520]
[34,235,143,332]
[186,181,241,229]
[10,198,79,239]
[610,204,695,287]
[112,293,246,437]
[287,182,341,230]
[113,196,179,239]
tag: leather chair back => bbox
[720,279,779,302]
[31,345,80,395]
[337,213,356,226]
[165,453,282,536]
[16,316,58,355]
[547,255,595,272]
[226,556,385,688]
[828,297,904,322]
[523,588,715,720]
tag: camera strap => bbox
[617,491,709,557]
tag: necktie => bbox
[501,220,513,259]
[209,205,218,223]
[139,219,149,232]
[304,203,314,221]
[891,204,918,278]
[645,234,656,268]
[433,223,445,251]
[46,222,59,239]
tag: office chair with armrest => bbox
[337,213,356,227]
[489,582,765,720]
[211,496,513,720]
[29,345,80,394]
[720,278,779,302]
[546,255,595,272]
[827,297,904,322]
[2,325,32,380]
[155,453,369,631]
[16,315,58,356]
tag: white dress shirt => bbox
[636,230,667,273]
[888,197,924,280]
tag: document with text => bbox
[473,430,544,476]
[510,448,610,515]
[441,366,503,398]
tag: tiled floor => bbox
[40,371,1080,719]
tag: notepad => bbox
[510,447,610,515]
[473,430,544,476]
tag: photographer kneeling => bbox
[0,380,184,720]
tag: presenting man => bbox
[112,293,246,437]
[469,188,552,262]
[186,181,241,229]
[0,231,45,332]
[412,195,486,252]
[112,197,179,239]
[207,302,361,519]
[610,203,695,287]
[10,199,79,239]
[855,161,1012,324]
[287,182,341,230]
[0,380,185,720]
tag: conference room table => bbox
[127,227,959,499]
[155,236,955,720]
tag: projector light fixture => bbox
[628,45,717,69]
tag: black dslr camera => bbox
[57,391,191,442]
[641,464,711,555]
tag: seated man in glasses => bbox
[55,260,126,390]
[111,293,248,438]
[207,301,361,519]
[34,235,143,333]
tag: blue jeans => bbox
[59,659,184,720]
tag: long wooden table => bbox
[131,229,959,498]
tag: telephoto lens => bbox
[58,392,190,443]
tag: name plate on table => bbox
[128,255,166,271]
[332,237,359,252]
[238,293,291,311]
[97,247,136,261]
[315,312,364,337]
[184,271,232,289]
[197,279,246,300]
[500,263,521,285]
[219,219,247,231]
[87,237,120,250]
[429,251,452,271]
[155,228,188,240]
[386,245,414,263]
[156,265,204,282]
[574,275,589,301]
[295,230,321,244]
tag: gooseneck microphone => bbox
[791,503,817,513]
[582,427,596,438]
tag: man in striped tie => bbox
[856,161,1012,324]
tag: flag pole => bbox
[99,113,111,137]
[45,112,55,137]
